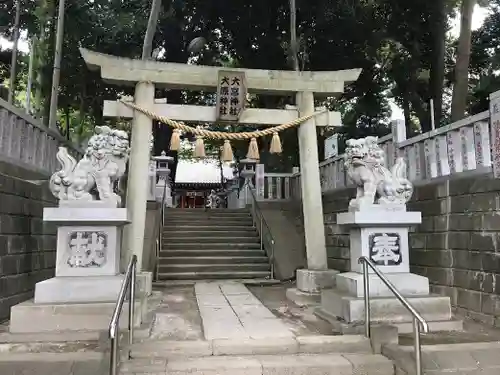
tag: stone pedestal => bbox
[33,206,129,304]
[334,209,427,297]
[9,205,137,333]
[317,207,460,333]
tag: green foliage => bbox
[0,0,490,172]
[469,0,500,112]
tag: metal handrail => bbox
[155,178,168,281]
[248,187,275,279]
[358,256,429,375]
[109,255,137,375]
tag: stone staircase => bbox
[159,208,271,280]
[121,334,394,375]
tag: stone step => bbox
[0,330,105,343]
[163,231,259,238]
[321,290,453,323]
[393,318,463,334]
[154,279,280,287]
[157,271,271,280]
[163,225,256,232]
[120,353,393,375]
[166,208,250,214]
[167,217,253,222]
[166,211,252,218]
[130,335,372,359]
[162,242,262,250]
[165,236,261,244]
[0,351,107,375]
[167,217,254,224]
[160,249,267,257]
[159,256,269,265]
[383,342,500,375]
[159,263,271,273]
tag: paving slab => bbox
[195,282,293,340]
[231,304,276,320]
[149,286,203,341]
[248,284,338,336]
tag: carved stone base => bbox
[55,225,122,277]
[337,210,422,274]
[34,275,125,304]
[44,207,130,278]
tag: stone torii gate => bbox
[80,48,361,292]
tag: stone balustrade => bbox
[398,111,491,182]
[256,172,295,201]
[0,98,82,177]
[290,96,499,200]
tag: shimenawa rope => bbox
[120,100,327,160]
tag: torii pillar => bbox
[79,48,361,293]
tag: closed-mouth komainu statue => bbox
[344,136,413,210]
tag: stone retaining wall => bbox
[321,173,500,326]
[0,167,56,321]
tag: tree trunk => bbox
[33,0,52,118]
[48,0,66,130]
[76,77,86,143]
[451,0,477,121]
[64,106,70,139]
[7,0,21,104]
[142,0,163,59]
[429,0,446,127]
[403,97,412,135]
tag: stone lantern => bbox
[153,151,174,207]
[238,158,258,206]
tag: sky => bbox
[0,6,492,120]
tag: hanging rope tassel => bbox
[221,140,234,162]
[269,132,282,154]
[170,129,181,151]
[246,137,260,160]
[194,136,206,158]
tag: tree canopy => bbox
[0,0,497,172]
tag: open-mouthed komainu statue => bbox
[49,126,130,206]
[344,136,413,210]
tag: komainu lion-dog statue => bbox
[49,126,130,206]
[344,136,413,210]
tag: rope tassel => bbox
[221,140,234,162]
[194,136,206,158]
[246,137,260,160]
[269,132,282,154]
[170,129,181,151]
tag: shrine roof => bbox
[80,48,361,96]
[175,160,235,184]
